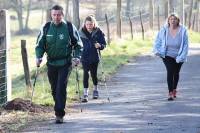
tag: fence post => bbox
[105,14,110,44]
[0,9,11,106]
[21,40,32,97]
[139,11,144,40]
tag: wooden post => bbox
[128,16,133,40]
[105,14,110,44]
[139,11,144,40]
[21,40,32,97]
[0,9,11,106]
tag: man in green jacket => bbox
[35,5,82,124]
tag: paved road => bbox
[22,44,200,133]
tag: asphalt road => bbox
[21,44,200,133]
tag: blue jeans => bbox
[47,63,72,117]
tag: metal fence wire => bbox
[0,49,7,106]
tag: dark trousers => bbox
[82,62,98,88]
[47,63,72,117]
[162,56,183,93]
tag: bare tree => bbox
[72,0,80,29]
[180,0,185,25]
[168,0,175,13]
[24,0,32,30]
[164,0,168,19]
[95,0,102,20]
[149,0,154,29]
[188,0,194,29]
[196,0,200,32]
[117,0,121,38]
[125,0,131,17]
[10,0,24,32]
[65,0,69,21]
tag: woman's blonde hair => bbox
[84,15,98,28]
[167,13,180,26]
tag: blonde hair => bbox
[167,13,180,26]
[84,15,98,28]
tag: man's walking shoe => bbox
[93,90,99,99]
[173,90,177,98]
[82,95,88,103]
[55,116,63,124]
[168,92,174,101]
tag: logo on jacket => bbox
[59,34,64,40]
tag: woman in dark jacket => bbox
[79,15,106,102]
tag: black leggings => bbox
[82,62,98,88]
[162,56,183,92]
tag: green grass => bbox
[188,30,200,43]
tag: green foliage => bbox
[188,30,200,43]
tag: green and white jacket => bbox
[35,20,83,66]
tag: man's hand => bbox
[72,58,80,67]
[36,58,42,67]
[95,43,101,49]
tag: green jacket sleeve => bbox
[35,25,46,59]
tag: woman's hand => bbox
[95,43,101,49]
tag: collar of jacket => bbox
[79,27,99,39]
[51,20,66,27]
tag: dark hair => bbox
[168,13,180,26]
[51,5,64,15]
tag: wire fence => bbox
[0,49,7,106]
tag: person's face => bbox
[169,16,179,27]
[51,9,63,25]
[85,21,95,32]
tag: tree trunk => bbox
[72,0,80,29]
[64,0,69,21]
[180,0,185,25]
[188,0,194,29]
[149,0,154,29]
[24,0,32,30]
[196,1,199,32]
[117,0,121,38]
[157,6,160,30]
[168,0,175,13]
[95,0,102,20]
[125,0,131,17]
[10,0,24,31]
[164,0,169,19]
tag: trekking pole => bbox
[97,49,110,102]
[31,66,39,103]
[75,65,83,112]
[26,66,39,121]
[72,46,83,112]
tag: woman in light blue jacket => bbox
[153,13,189,101]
